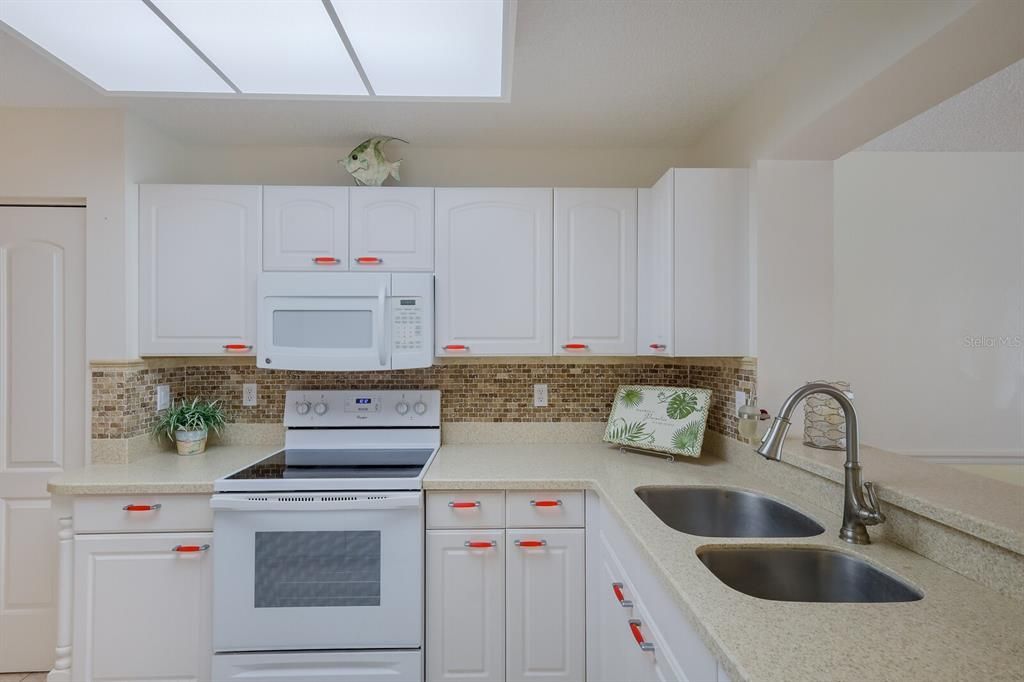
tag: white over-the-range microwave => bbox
[256,272,433,371]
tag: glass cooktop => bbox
[226,448,435,481]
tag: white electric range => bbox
[210,389,439,682]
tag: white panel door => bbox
[263,186,349,271]
[426,530,504,682]
[140,185,261,355]
[505,529,585,682]
[435,189,553,356]
[554,189,637,355]
[350,187,434,271]
[637,171,675,356]
[673,170,750,356]
[72,533,213,682]
[0,206,85,672]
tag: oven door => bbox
[211,492,422,652]
[257,273,391,371]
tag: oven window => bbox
[272,310,373,349]
[254,530,381,608]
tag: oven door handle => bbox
[210,493,421,512]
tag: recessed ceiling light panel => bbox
[152,0,367,95]
[330,0,505,97]
[0,0,232,93]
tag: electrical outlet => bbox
[243,383,258,407]
[735,390,747,413]
[533,384,549,408]
[156,384,170,412]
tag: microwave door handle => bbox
[377,285,387,367]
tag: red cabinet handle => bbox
[222,344,252,351]
[649,343,667,350]
[443,344,469,352]
[464,541,497,549]
[312,256,340,265]
[354,256,383,264]
[562,343,588,350]
[172,544,210,553]
[629,619,655,652]
[514,539,547,548]
[529,499,562,507]
[123,504,162,512]
[448,500,481,509]
[612,582,633,607]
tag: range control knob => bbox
[313,402,329,416]
[395,401,410,415]
[413,401,428,415]
[295,401,312,415]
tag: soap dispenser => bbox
[737,392,760,440]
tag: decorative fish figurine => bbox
[340,136,407,186]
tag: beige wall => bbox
[687,0,1023,166]
[0,108,129,360]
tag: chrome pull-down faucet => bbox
[755,382,885,544]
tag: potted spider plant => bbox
[152,398,227,456]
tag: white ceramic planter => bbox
[174,429,208,456]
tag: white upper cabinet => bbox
[637,174,675,356]
[350,187,434,271]
[262,186,349,271]
[554,189,637,355]
[637,169,750,357]
[674,169,749,356]
[435,189,553,356]
[139,184,260,355]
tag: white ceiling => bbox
[860,59,1024,152]
[0,0,839,147]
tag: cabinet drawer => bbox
[426,491,505,529]
[506,490,584,528]
[73,494,213,533]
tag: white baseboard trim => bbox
[902,450,1024,465]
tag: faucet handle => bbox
[863,481,885,522]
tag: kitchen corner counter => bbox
[47,443,281,495]
[424,441,1024,682]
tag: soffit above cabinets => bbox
[0,0,514,100]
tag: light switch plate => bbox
[156,384,170,412]
[534,384,549,407]
[243,383,258,407]
[735,390,747,412]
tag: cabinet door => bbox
[140,185,260,355]
[435,189,553,356]
[350,187,434,271]
[263,186,349,271]
[637,171,675,356]
[72,533,213,682]
[426,530,505,682]
[673,169,750,356]
[505,528,585,682]
[554,189,637,355]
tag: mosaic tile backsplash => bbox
[92,358,755,442]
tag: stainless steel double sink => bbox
[635,486,923,603]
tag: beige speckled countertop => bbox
[425,442,1024,682]
[47,443,282,495]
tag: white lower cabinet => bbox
[506,529,585,682]
[426,530,506,682]
[72,532,213,682]
[425,491,585,682]
[586,491,726,682]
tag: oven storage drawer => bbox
[73,494,213,533]
[213,650,423,682]
[426,490,505,528]
[506,490,584,528]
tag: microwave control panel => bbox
[391,297,425,352]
